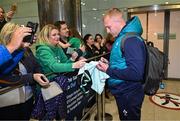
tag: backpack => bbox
[121,33,167,96]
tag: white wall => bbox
[168,11,180,78]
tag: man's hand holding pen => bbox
[96,57,109,72]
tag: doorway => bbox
[128,4,180,79]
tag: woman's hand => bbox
[72,59,86,69]
[71,51,78,61]
[33,73,50,87]
[6,10,14,21]
[7,26,32,53]
[79,44,86,52]
[100,38,106,47]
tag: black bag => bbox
[143,41,167,95]
[121,33,167,96]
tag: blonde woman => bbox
[33,24,86,120]
[36,24,86,77]
[0,22,49,120]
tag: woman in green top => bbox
[35,24,86,79]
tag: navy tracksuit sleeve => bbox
[106,37,146,81]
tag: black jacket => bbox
[0,19,7,31]
[0,48,42,87]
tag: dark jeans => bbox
[0,97,34,120]
[110,81,144,121]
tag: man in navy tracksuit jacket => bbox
[97,8,146,121]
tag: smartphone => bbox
[23,21,38,44]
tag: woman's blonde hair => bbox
[37,24,59,44]
[0,22,19,45]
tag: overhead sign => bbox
[157,33,176,40]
